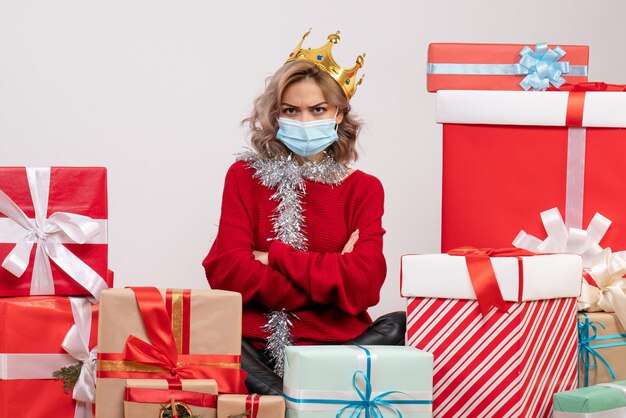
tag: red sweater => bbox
[203,160,386,345]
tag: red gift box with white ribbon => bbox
[0,296,99,418]
[401,250,582,417]
[437,83,626,254]
[0,167,110,299]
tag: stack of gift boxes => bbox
[0,167,436,417]
[0,167,111,417]
[401,42,626,417]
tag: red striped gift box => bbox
[407,297,578,417]
[401,252,582,417]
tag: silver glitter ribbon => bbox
[238,150,348,376]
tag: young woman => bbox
[203,30,404,395]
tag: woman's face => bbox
[280,78,344,124]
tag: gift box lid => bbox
[553,381,626,413]
[436,90,626,128]
[400,253,582,301]
[427,43,589,92]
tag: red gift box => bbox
[0,296,99,418]
[401,253,581,417]
[0,167,110,298]
[437,86,626,253]
[427,43,589,92]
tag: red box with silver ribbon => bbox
[427,43,589,92]
[0,296,99,418]
[401,250,582,417]
[0,167,110,299]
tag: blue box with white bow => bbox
[283,345,433,418]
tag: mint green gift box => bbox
[283,345,433,418]
[553,381,626,417]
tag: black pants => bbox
[241,311,406,395]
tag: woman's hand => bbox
[253,250,269,265]
[341,229,360,254]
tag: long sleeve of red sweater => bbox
[267,179,386,315]
[203,163,313,312]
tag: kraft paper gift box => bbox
[578,312,626,387]
[0,166,111,299]
[401,251,582,418]
[0,296,99,418]
[553,380,626,417]
[283,345,433,418]
[436,85,626,253]
[217,394,285,418]
[426,43,589,92]
[95,287,247,418]
[124,379,218,418]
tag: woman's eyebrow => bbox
[307,102,327,108]
[281,102,298,108]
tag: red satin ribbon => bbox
[582,270,599,288]
[566,91,586,127]
[97,287,248,394]
[448,247,538,316]
[246,394,261,418]
[124,387,218,408]
[549,82,626,127]
[167,379,182,390]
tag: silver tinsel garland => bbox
[238,150,348,376]
[261,310,295,377]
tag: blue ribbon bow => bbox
[335,346,422,418]
[577,313,626,387]
[515,43,570,91]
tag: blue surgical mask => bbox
[276,112,339,157]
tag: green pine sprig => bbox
[52,362,82,393]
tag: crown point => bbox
[328,33,340,44]
[356,55,365,67]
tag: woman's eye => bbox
[283,108,297,115]
[313,107,327,114]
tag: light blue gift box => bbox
[553,381,626,417]
[283,345,433,418]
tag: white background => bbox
[1,0,625,318]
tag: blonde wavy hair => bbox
[243,60,361,164]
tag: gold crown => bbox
[286,29,365,100]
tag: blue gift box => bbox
[283,345,433,418]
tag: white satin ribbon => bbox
[513,207,609,268]
[0,167,108,300]
[514,208,626,330]
[0,297,96,418]
[62,298,97,418]
[566,127,587,229]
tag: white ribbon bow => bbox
[62,298,97,418]
[514,207,626,329]
[0,167,108,300]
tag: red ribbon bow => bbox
[447,247,537,316]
